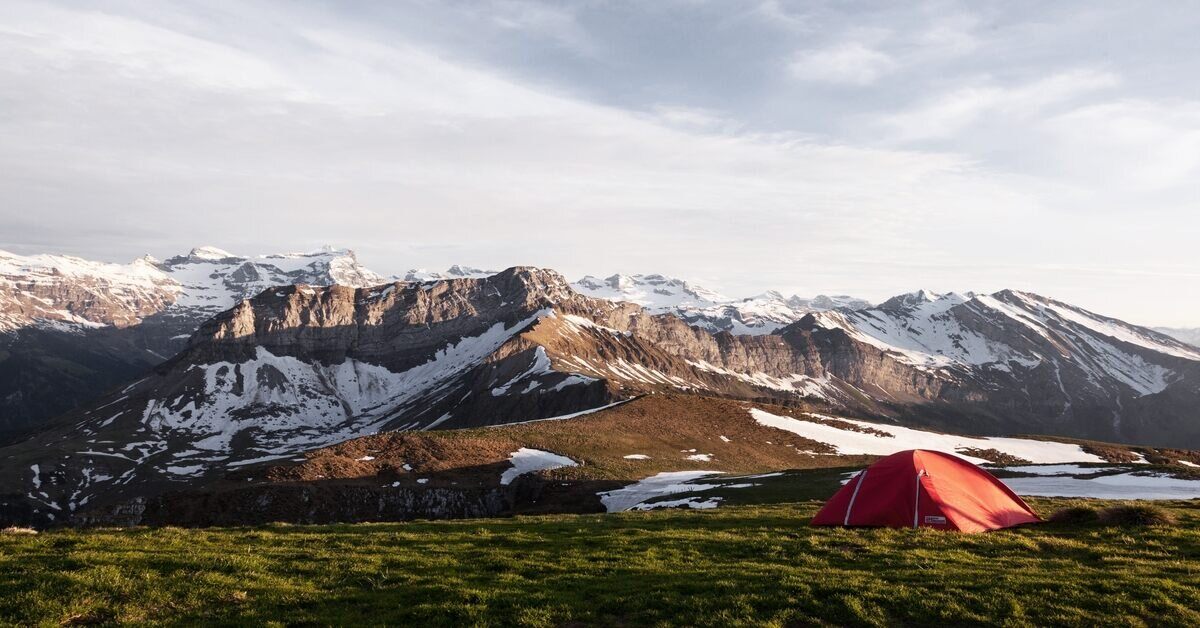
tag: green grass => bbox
[3,500,1200,627]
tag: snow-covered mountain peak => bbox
[752,290,786,302]
[791,294,873,311]
[445,264,496,278]
[571,273,728,310]
[573,275,608,291]
[879,289,940,310]
[402,266,498,282]
[163,247,384,315]
[969,290,1200,363]
[0,249,180,331]
[0,247,385,332]
[806,287,1200,402]
[572,272,872,335]
[185,246,237,261]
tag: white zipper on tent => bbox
[913,470,925,529]
[843,469,868,525]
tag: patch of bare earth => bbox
[1015,434,1192,465]
[956,448,1031,465]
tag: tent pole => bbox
[843,469,868,526]
[913,470,924,529]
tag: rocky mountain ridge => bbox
[571,272,871,335]
[0,251,868,441]
[0,246,383,332]
[2,266,1198,527]
[0,246,384,439]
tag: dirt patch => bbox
[956,448,1031,465]
[1139,448,1200,470]
[258,434,519,486]
[1014,434,1187,465]
[1080,443,1144,464]
[804,414,893,438]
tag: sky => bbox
[1,1,1198,326]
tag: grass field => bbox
[3,499,1199,627]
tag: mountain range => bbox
[0,247,383,440]
[572,273,870,335]
[1,247,1198,527]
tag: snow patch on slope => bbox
[598,470,725,512]
[1002,472,1200,500]
[689,360,838,399]
[499,448,578,485]
[749,408,1104,464]
[808,288,1195,397]
[142,313,548,457]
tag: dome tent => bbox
[811,449,1040,533]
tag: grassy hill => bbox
[3,498,1199,627]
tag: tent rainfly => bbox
[811,449,1040,533]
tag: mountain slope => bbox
[1156,327,1200,348]
[801,289,1200,441]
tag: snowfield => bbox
[1001,471,1200,500]
[749,408,1105,464]
[598,470,725,512]
[1000,464,1123,476]
[499,448,578,485]
[630,497,722,510]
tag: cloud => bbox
[914,13,981,56]
[1043,99,1200,192]
[648,105,743,133]
[877,69,1120,142]
[480,0,598,56]
[788,41,896,85]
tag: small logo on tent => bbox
[924,515,948,524]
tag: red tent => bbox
[811,449,1040,533]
